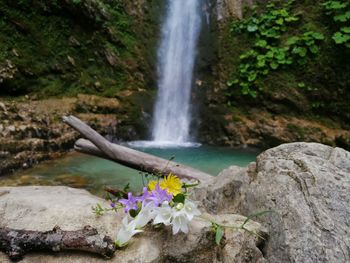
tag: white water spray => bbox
[151,0,202,145]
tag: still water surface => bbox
[0,146,258,195]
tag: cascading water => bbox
[151,0,202,146]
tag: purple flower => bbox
[119,192,138,213]
[149,184,172,207]
[110,202,116,208]
[137,187,151,204]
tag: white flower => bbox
[134,202,157,228]
[170,200,201,235]
[116,216,142,246]
[171,211,190,234]
[183,200,201,220]
[153,202,173,226]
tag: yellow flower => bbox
[148,180,158,191]
[160,174,182,196]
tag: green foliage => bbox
[228,1,324,97]
[209,210,274,246]
[211,223,223,245]
[0,0,147,97]
[72,0,82,5]
[172,193,185,204]
[322,1,350,47]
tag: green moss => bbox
[0,0,151,97]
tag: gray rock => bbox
[0,60,18,83]
[0,102,6,112]
[6,125,16,133]
[0,186,267,263]
[216,0,254,20]
[218,143,350,263]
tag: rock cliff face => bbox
[0,93,152,176]
[1,142,349,262]
[216,0,253,20]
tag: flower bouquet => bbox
[93,172,270,249]
[107,174,201,247]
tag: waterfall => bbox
[151,0,202,145]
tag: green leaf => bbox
[334,11,350,22]
[173,193,185,204]
[325,1,348,10]
[286,36,299,45]
[227,79,239,86]
[247,24,258,32]
[266,50,274,58]
[311,32,325,40]
[270,61,279,70]
[262,69,269,75]
[257,59,266,68]
[341,27,350,33]
[248,72,257,82]
[129,209,138,218]
[215,226,223,245]
[285,16,299,22]
[309,45,319,54]
[285,58,293,65]
[332,32,350,44]
[249,90,258,98]
[275,50,286,61]
[292,47,307,57]
[275,18,284,25]
[241,83,250,95]
[262,29,279,38]
[298,82,306,88]
[255,39,268,48]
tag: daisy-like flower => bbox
[148,180,158,191]
[160,174,182,195]
[115,216,143,247]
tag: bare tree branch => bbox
[62,115,213,183]
[0,226,115,261]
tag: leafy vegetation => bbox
[322,0,350,47]
[228,1,324,97]
[0,0,150,97]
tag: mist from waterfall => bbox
[151,0,202,146]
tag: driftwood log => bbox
[62,115,213,183]
[0,226,115,261]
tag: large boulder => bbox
[213,143,350,263]
[0,186,266,262]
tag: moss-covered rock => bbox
[0,0,156,97]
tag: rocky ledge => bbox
[0,142,349,262]
[0,93,149,176]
